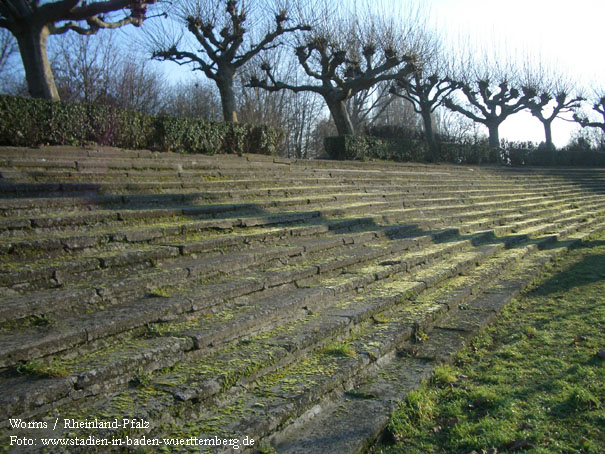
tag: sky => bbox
[421,0,605,146]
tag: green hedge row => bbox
[435,142,498,165]
[324,135,496,164]
[324,136,427,162]
[325,135,605,167]
[0,95,283,155]
[503,148,605,167]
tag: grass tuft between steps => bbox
[373,231,605,454]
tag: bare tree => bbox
[237,46,325,158]
[521,66,583,150]
[443,58,533,150]
[151,0,309,123]
[161,79,221,119]
[370,93,422,134]
[0,27,20,91]
[110,57,165,113]
[51,32,165,113]
[390,72,457,159]
[0,0,158,100]
[346,81,394,132]
[0,27,16,73]
[386,32,457,159]
[566,124,605,151]
[435,106,487,145]
[250,4,421,135]
[52,32,118,104]
[574,91,605,134]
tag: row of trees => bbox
[1,0,604,158]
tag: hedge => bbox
[324,135,427,162]
[325,134,605,167]
[324,135,494,164]
[502,148,605,167]
[436,142,498,165]
[0,95,283,155]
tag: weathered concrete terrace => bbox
[1,146,604,453]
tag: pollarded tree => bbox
[390,69,458,160]
[574,91,605,133]
[388,33,458,159]
[249,5,421,135]
[151,0,309,123]
[522,69,583,150]
[0,0,157,100]
[443,60,533,150]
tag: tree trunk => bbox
[487,123,500,150]
[421,103,437,161]
[216,72,238,122]
[543,120,554,151]
[14,24,59,101]
[327,99,354,135]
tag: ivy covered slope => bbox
[0,146,604,453]
[375,231,605,454]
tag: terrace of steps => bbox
[0,145,604,453]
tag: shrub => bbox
[324,135,427,162]
[502,148,605,167]
[325,135,497,164]
[0,95,283,155]
[87,104,155,150]
[325,133,605,167]
[437,142,497,165]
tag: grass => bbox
[373,232,605,454]
[320,341,357,358]
[149,286,172,298]
[16,359,70,379]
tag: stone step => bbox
[172,229,600,453]
[1,191,600,303]
[1,148,604,452]
[269,230,600,453]
[1,193,602,304]
[0,175,597,216]
[0,227,512,423]
[0,184,594,237]
[0,228,462,367]
[2,159,603,188]
[6,170,603,198]
[17,218,602,450]
[0,146,602,173]
[1,187,599,261]
[1,158,601,189]
[0,224,412,323]
[4,212,603,423]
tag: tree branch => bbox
[64,0,143,21]
[443,97,487,124]
[249,74,322,95]
[236,23,310,68]
[153,46,217,80]
[50,13,139,35]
